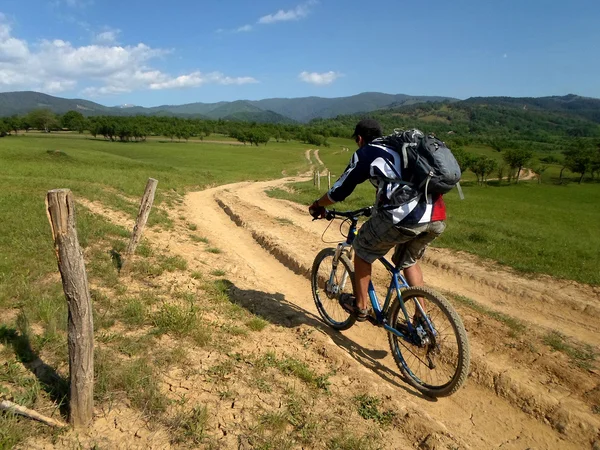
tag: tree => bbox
[531,164,548,184]
[451,146,476,174]
[469,156,497,185]
[496,163,506,182]
[7,115,21,134]
[248,129,270,146]
[502,148,533,183]
[62,111,86,133]
[563,141,594,184]
[27,109,59,132]
[0,119,10,137]
[590,143,600,179]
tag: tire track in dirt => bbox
[210,185,600,446]
[234,179,600,348]
[185,179,599,449]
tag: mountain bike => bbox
[311,207,470,397]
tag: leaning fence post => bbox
[121,178,158,273]
[45,189,94,428]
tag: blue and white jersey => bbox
[326,143,442,225]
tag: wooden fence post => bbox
[317,171,321,190]
[45,189,94,428]
[121,178,158,273]
[328,170,331,190]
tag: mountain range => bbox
[1,91,599,124]
[0,91,456,123]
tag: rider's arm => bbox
[324,148,372,204]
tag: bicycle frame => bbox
[334,214,429,343]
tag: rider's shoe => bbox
[338,293,369,322]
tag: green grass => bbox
[95,350,168,416]
[543,331,596,369]
[269,176,600,286]
[353,394,396,427]
[169,405,210,445]
[246,317,269,331]
[450,294,526,334]
[279,139,600,285]
[118,297,147,326]
[0,133,314,447]
[152,303,199,336]
[255,351,330,391]
[441,181,600,284]
[210,269,226,277]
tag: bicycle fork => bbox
[326,243,352,298]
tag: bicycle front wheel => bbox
[387,287,470,397]
[311,248,356,330]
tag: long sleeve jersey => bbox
[326,142,446,225]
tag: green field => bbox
[1,133,598,297]
[275,138,600,285]
[1,132,599,446]
[0,135,309,305]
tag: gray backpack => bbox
[374,129,462,197]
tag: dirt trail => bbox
[184,176,600,449]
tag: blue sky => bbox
[0,0,598,106]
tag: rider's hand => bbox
[309,200,326,219]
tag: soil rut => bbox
[183,176,600,449]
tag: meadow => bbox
[0,132,599,446]
[272,137,600,285]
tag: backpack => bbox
[373,129,462,197]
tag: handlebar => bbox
[322,206,373,221]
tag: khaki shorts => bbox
[353,211,446,268]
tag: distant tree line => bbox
[0,109,334,148]
[2,105,600,183]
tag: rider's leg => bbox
[404,262,426,314]
[354,254,372,311]
[403,262,423,287]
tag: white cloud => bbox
[94,29,120,45]
[235,24,253,33]
[41,79,78,93]
[0,15,258,97]
[150,72,258,90]
[221,0,317,33]
[258,0,317,24]
[299,71,342,86]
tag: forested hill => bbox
[462,94,600,124]
[0,91,455,122]
[311,95,600,145]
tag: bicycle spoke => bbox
[312,248,355,330]
[387,287,469,396]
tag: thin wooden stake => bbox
[121,178,158,273]
[45,189,93,428]
[317,171,321,190]
[328,170,331,189]
[0,400,68,428]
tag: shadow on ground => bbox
[0,324,69,416]
[217,279,435,401]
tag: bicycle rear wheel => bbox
[387,286,470,397]
[311,248,356,330]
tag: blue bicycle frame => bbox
[336,214,432,344]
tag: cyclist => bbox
[308,118,446,321]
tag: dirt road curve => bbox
[184,175,600,449]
